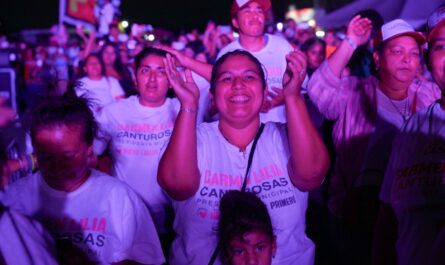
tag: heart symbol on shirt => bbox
[197,208,207,219]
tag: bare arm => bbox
[372,202,398,265]
[75,25,89,44]
[79,29,97,60]
[283,50,330,191]
[155,44,213,81]
[328,15,372,78]
[157,54,201,201]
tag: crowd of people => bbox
[0,0,445,264]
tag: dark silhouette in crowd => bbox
[308,15,440,265]
[373,4,445,265]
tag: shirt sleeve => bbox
[307,61,357,121]
[111,188,165,264]
[413,79,442,110]
[0,208,58,265]
[109,78,125,98]
[93,109,112,155]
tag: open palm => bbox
[164,54,200,108]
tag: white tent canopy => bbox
[316,0,443,29]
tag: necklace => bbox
[387,96,410,122]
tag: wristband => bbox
[181,107,197,113]
[344,36,358,50]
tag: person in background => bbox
[1,95,165,264]
[218,191,276,265]
[374,4,445,265]
[94,47,197,254]
[100,41,136,97]
[158,0,294,123]
[75,53,125,112]
[217,0,295,123]
[300,37,327,78]
[300,37,327,129]
[300,36,331,265]
[347,9,384,78]
[308,16,440,265]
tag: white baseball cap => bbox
[374,19,425,49]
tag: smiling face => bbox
[375,35,421,85]
[135,54,170,107]
[232,1,266,38]
[83,55,103,80]
[228,230,276,265]
[212,53,265,126]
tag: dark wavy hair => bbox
[134,47,169,72]
[100,42,127,74]
[300,37,326,53]
[210,50,267,93]
[29,94,98,145]
[218,190,274,264]
[78,53,107,79]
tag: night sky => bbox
[0,0,313,35]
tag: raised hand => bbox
[155,44,189,67]
[261,87,284,113]
[163,54,200,109]
[283,50,307,98]
[347,15,372,47]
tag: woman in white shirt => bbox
[158,49,329,265]
[76,53,125,112]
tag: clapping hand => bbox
[163,54,200,109]
[283,50,307,98]
[261,87,284,113]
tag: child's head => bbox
[218,190,276,265]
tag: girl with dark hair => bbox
[75,53,125,112]
[158,49,329,264]
[218,190,276,265]
[100,42,137,96]
[300,37,326,78]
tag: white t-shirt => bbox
[76,76,125,112]
[0,206,58,265]
[95,96,180,233]
[217,34,294,123]
[380,102,445,265]
[1,170,165,265]
[192,71,212,123]
[170,122,314,265]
